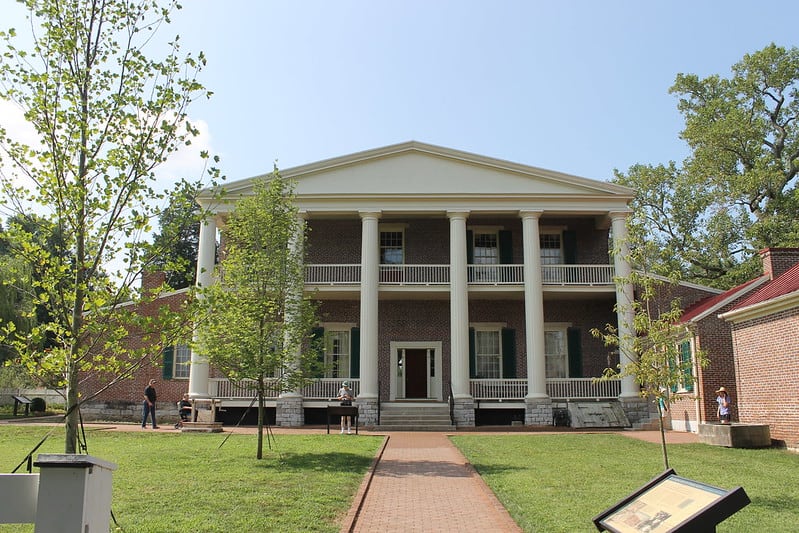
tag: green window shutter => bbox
[681,341,693,392]
[162,346,174,380]
[567,328,582,378]
[563,230,577,264]
[468,327,476,378]
[350,327,360,378]
[499,230,513,264]
[501,328,516,378]
[311,327,325,378]
[466,230,474,264]
[669,354,679,393]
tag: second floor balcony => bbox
[305,264,615,287]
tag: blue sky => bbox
[5,1,799,186]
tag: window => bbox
[540,232,562,264]
[380,231,404,264]
[545,329,567,378]
[325,330,351,378]
[674,341,694,392]
[475,329,501,378]
[473,231,499,282]
[173,344,191,379]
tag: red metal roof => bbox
[732,262,799,310]
[679,277,766,323]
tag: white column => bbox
[358,211,380,399]
[189,215,217,399]
[448,211,471,398]
[282,212,306,398]
[521,210,547,399]
[610,211,639,398]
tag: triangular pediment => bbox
[220,142,632,199]
[203,142,634,217]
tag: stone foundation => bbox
[453,397,475,427]
[356,397,379,426]
[619,396,652,426]
[525,397,553,426]
[698,423,771,448]
[275,395,304,427]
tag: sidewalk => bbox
[342,432,522,533]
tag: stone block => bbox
[698,423,771,448]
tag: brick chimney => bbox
[141,270,167,292]
[759,248,799,280]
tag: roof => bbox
[732,262,799,309]
[679,276,767,323]
[198,141,636,214]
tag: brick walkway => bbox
[342,432,522,533]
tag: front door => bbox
[404,348,428,398]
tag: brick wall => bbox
[731,308,799,448]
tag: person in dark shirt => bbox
[142,379,159,429]
[175,393,192,429]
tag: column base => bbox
[618,396,652,426]
[355,397,379,426]
[275,396,304,427]
[453,397,475,427]
[525,397,553,426]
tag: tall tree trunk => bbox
[257,382,264,460]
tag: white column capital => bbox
[446,210,470,220]
[359,210,382,220]
[518,209,544,220]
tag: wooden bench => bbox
[12,395,32,417]
[326,405,359,434]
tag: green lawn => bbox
[0,425,383,533]
[451,433,799,533]
[2,427,797,532]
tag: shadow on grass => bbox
[264,451,375,472]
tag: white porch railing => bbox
[470,377,621,400]
[467,265,524,284]
[304,264,614,286]
[209,377,360,400]
[541,265,615,285]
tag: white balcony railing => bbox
[210,377,617,401]
[305,264,614,286]
[470,377,621,400]
[209,377,360,400]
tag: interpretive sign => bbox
[593,468,749,532]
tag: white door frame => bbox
[389,341,443,401]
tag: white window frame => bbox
[473,324,504,379]
[322,323,354,379]
[544,324,569,378]
[173,344,191,379]
[379,224,406,265]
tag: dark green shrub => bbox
[30,397,46,412]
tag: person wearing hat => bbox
[337,381,354,434]
[716,387,731,424]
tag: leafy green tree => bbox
[194,170,319,459]
[0,0,219,453]
[615,44,799,288]
[147,181,202,290]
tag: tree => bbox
[0,0,219,453]
[615,44,799,289]
[592,265,707,470]
[147,181,202,290]
[194,170,319,459]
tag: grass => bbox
[451,433,799,533]
[2,426,797,532]
[0,425,383,533]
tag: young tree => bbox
[592,252,707,470]
[194,170,319,459]
[0,0,219,453]
[615,44,799,289]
